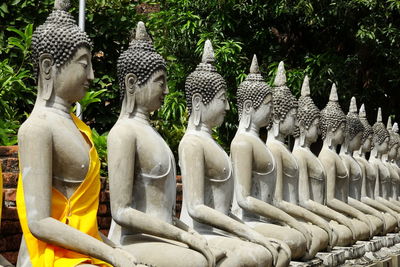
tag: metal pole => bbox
[76,0,86,119]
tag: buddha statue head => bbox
[32,0,93,104]
[293,75,320,147]
[271,61,298,138]
[117,21,167,115]
[237,55,272,130]
[386,117,399,160]
[393,122,400,161]
[343,97,364,153]
[185,40,229,128]
[372,108,390,155]
[358,104,374,153]
[320,84,346,147]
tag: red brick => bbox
[0,146,18,158]
[1,158,19,173]
[1,220,21,235]
[0,234,21,251]
[99,229,109,237]
[176,175,182,183]
[2,206,18,220]
[98,203,110,216]
[3,189,16,202]
[99,191,109,203]
[2,172,18,188]
[1,251,18,265]
[97,216,111,229]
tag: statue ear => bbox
[300,126,306,147]
[125,73,137,114]
[273,120,280,138]
[243,100,252,130]
[192,93,202,127]
[326,125,333,148]
[39,53,54,101]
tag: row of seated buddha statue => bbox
[8,0,400,266]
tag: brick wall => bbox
[0,146,183,265]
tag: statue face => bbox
[53,47,94,103]
[330,122,345,145]
[279,108,297,135]
[376,137,389,154]
[202,89,229,127]
[388,143,399,159]
[362,134,373,152]
[135,70,168,112]
[253,93,273,128]
[348,131,363,152]
[304,118,320,144]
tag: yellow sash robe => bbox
[17,114,112,267]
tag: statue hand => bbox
[248,233,280,265]
[186,230,219,267]
[328,227,339,249]
[360,215,374,237]
[113,247,138,267]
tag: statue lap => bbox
[118,234,208,267]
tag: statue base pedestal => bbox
[315,250,345,266]
[289,258,323,266]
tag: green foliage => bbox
[2,0,400,168]
[91,128,108,177]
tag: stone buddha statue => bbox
[383,117,400,205]
[353,105,399,233]
[339,97,385,237]
[179,41,281,267]
[392,122,400,201]
[266,62,340,259]
[230,55,309,263]
[318,84,372,242]
[16,1,138,266]
[107,22,225,267]
[369,108,400,213]
[292,76,355,247]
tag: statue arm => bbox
[18,124,120,266]
[107,129,215,266]
[347,197,385,222]
[322,156,373,236]
[230,141,311,249]
[181,141,281,260]
[361,197,400,226]
[376,196,400,213]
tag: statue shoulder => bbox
[18,115,52,142]
[108,120,136,143]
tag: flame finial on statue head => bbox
[349,97,357,114]
[329,83,338,102]
[301,75,310,97]
[134,21,152,42]
[387,116,393,130]
[250,54,260,74]
[54,0,70,11]
[393,122,399,133]
[377,107,383,123]
[201,40,215,64]
[274,61,286,86]
[359,103,366,118]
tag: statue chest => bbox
[52,120,91,182]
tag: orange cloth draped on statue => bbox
[16,114,112,267]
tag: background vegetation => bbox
[2,0,400,174]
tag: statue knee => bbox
[283,229,307,260]
[236,243,273,267]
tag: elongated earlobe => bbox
[39,53,54,101]
[192,94,202,127]
[273,120,280,138]
[300,132,306,147]
[243,100,252,130]
[125,73,137,114]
